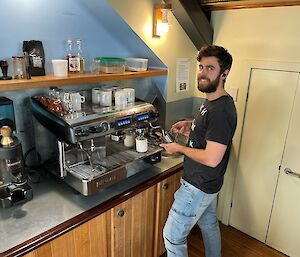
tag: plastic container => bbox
[91,58,102,74]
[99,57,126,74]
[125,58,148,72]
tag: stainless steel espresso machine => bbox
[30,93,163,196]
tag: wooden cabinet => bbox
[23,211,109,257]
[109,185,156,257]
[154,170,183,257]
[22,169,182,257]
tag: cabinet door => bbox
[109,185,156,257]
[154,170,182,257]
[229,69,299,242]
[23,211,109,257]
[266,78,300,256]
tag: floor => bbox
[187,224,287,257]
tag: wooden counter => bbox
[0,69,167,91]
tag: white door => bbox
[229,68,299,242]
[266,77,300,257]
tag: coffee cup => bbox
[70,92,85,111]
[123,88,135,104]
[136,136,148,153]
[100,89,112,107]
[80,90,92,104]
[92,88,102,104]
[115,89,128,109]
[52,59,68,77]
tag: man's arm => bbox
[160,140,227,168]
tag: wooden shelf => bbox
[0,69,168,92]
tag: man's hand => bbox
[171,120,192,137]
[160,142,183,154]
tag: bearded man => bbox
[160,45,237,257]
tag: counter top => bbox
[0,155,183,257]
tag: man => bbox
[160,45,237,257]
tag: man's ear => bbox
[221,70,230,80]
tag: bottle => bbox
[76,39,85,73]
[66,39,79,72]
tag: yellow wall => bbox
[108,0,198,102]
[211,6,300,223]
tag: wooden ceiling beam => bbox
[200,0,300,11]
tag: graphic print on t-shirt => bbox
[189,104,208,148]
[191,119,196,131]
[199,104,208,116]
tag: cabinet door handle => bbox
[284,168,300,178]
[117,210,125,217]
[162,184,169,190]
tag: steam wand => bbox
[78,141,96,173]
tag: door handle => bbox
[284,168,300,178]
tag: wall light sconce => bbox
[153,3,172,37]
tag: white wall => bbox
[108,0,198,102]
[211,6,300,223]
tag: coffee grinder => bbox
[0,97,32,208]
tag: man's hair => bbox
[197,45,233,73]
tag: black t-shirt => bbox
[183,95,237,194]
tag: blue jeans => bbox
[163,178,221,257]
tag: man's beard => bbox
[197,73,221,93]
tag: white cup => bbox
[115,89,128,109]
[100,89,112,107]
[70,92,85,111]
[92,88,102,104]
[136,137,148,153]
[123,88,135,103]
[52,60,68,77]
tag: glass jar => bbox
[12,56,26,79]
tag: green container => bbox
[99,57,126,74]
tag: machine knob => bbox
[100,122,110,132]
[89,125,103,133]
[74,128,90,137]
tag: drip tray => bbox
[66,146,160,182]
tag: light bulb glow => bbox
[157,22,169,36]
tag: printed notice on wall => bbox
[176,58,190,93]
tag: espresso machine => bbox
[0,97,33,208]
[31,93,163,196]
